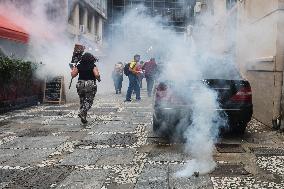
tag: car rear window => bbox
[198,55,242,80]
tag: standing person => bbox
[125,54,141,102]
[142,58,157,97]
[137,61,144,88]
[71,52,101,124]
[112,62,124,94]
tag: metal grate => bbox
[250,147,284,156]
[210,164,250,176]
[5,167,72,188]
[216,143,245,153]
[77,133,138,147]
[18,128,57,137]
[0,121,10,127]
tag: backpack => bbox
[124,63,130,76]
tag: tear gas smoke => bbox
[174,85,222,177]
[0,1,107,100]
[106,5,233,177]
[0,0,233,176]
[0,1,73,75]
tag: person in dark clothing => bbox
[71,52,101,124]
[142,58,157,97]
[125,54,141,102]
[112,62,124,94]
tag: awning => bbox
[0,15,29,43]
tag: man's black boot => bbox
[78,113,88,124]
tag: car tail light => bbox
[156,83,167,91]
[156,83,168,100]
[230,87,252,103]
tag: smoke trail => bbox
[106,5,231,176]
[175,83,221,177]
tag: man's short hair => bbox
[134,54,140,58]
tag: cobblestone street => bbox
[0,90,284,189]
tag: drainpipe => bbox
[73,3,80,43]
[275,8,284,131]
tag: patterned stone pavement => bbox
[0,89,284,189]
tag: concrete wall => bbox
[244,0,278,20]
[236,0,284,126]
[213,0,227,16]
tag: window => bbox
[226,0,237,10]
[79,6,84,26]
[0,47,6,57]
[88,13,93,32]
[46,1,62,22]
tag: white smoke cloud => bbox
[105,5,231,177]
[0,0,77,100]
[0,0,233,176]
[175,84,221,177]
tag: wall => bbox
[0,39,28,59]
[236,0,284,126]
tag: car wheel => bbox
[153,116,161,132]
[233,123,247,135]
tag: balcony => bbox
[84,0,107,19]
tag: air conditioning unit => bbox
[194,2,202,13]
[79,25,86,34]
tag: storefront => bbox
[0,15,43,113]
[0,14,29,58]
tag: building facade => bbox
[195,0,284,129]
[0,0,108,56]
[67,0,107,48]
[107,0,196,43]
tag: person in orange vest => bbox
[136,61,144,88]
[125,54,141,102]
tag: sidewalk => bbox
[0,90,283,188]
